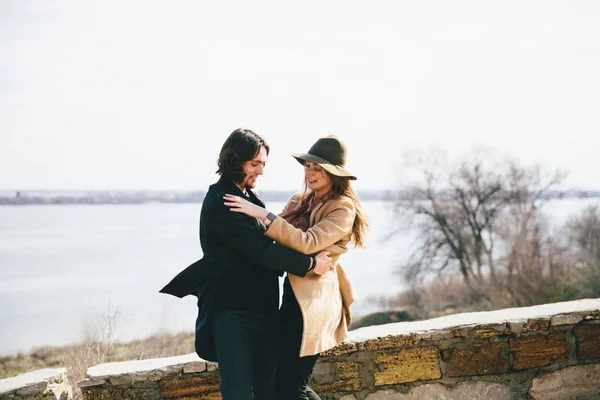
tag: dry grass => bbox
[383,261,600,321]
[0,307,195,398]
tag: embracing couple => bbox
[161,128,369,399]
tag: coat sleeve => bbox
[204,194,310,277]
[265,197,356,255]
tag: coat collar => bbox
[215,177,265,207]
[308,191,339,226]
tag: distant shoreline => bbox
[0,189,598,206]
[0,189,397,205]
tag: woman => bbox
[223,135,369,399]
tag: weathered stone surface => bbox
[183,361,207,374]
[365,389,404,399]
[365,382,518,399]
[155,365,183,376]
[310,362,336,385]
[0,368,69,397]
[339,395,357,400]
[510,332,568,370]
[159,373,221,398]
[16,381,47,395]
[312,361,360,392]
[442,343,509,376]
[582,310,600,320]
[374,347,441,385]
[416,330,454,341]
[575,324,600,360]
[529,364,600,400]
[82,387,157,400]
[206,362,219,371]
[550,314,583,326]
[81,388,109,400]
[450,323,507,338]
[522,318,550,332]
[507,319,527,334]
[321,342,358,356]
[452,327,469,337]
[107,372,149,386]
[78,378,106,388]
[364,334,421,351]
[109,374,135,387]
[468,324,508,339]
[147,371,167,382]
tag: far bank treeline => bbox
[1,188,599,206]
[0,189,403,205]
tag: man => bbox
[160,128,332,399]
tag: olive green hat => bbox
[292,135,357,180]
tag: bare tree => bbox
[567,205,600,266]
[566,205,600,298]
[395,148,565,304]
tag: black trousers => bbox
[213,309,280,400]
[276,278,320,400]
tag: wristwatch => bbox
[264,212,277,223]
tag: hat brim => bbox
[292,153,357,180]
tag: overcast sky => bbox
[1,1,599,192]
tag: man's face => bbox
[240,146,268,190]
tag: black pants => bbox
[276,278,320,400]
[213,309,280,400]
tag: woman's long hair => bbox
[283,171,369,248]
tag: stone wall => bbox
[74,298,600,399]
[312,298,600,399]
[4,299,599,399]
[0,368,71,400]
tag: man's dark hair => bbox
[217,128,270,184]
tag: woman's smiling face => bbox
[304,161,332,196]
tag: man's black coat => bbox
[160,178,310,361]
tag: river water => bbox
[0,198,597,355]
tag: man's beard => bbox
[243,175,257,189]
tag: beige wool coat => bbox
[266,192,357,357]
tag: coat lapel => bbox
[309,200,325,226]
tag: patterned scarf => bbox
[280,191,334,231]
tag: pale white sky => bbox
[1,0,599,192]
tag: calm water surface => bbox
[0,198,597,355]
